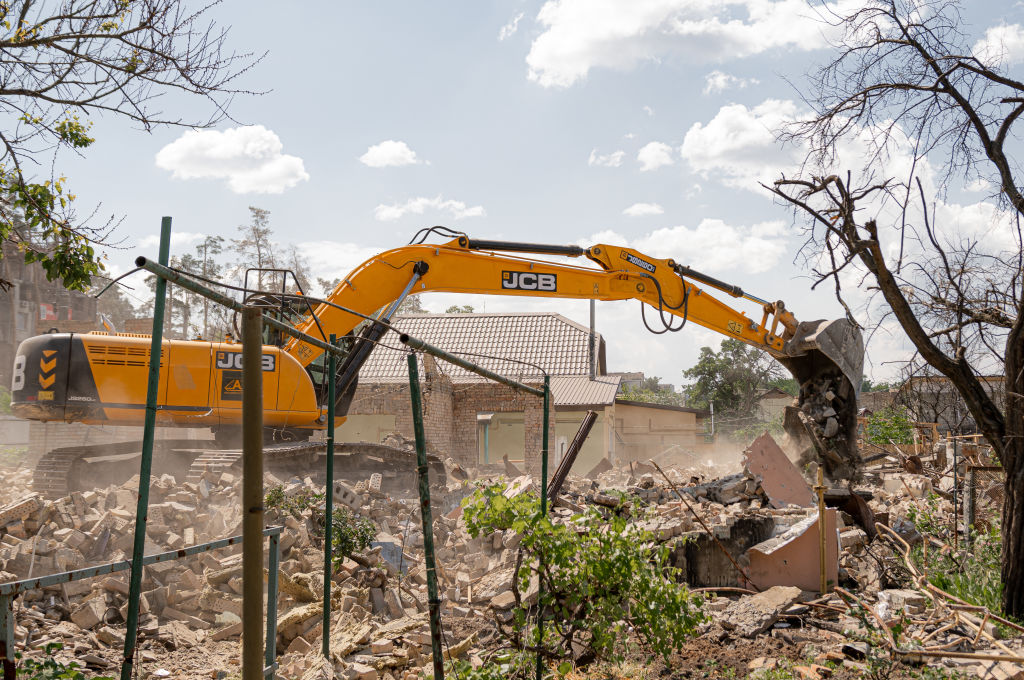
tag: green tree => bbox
[444,304,475,314]
[396,295,425,314]
[767,377,798,396]
[92,280,138,331]
[617,385,685,407]
[861,377,893,393]
[865,406,914,446]
[462,483,706,668]
[0,1,259,291]
[682,338,785,416]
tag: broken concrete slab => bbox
[720,585,802,637]
[743,433,813,509]
[584,457,613,479]
[746,510,839,593]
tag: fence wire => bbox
[966,465,1005,536]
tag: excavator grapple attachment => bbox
[777,318,864,481]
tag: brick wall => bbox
[347,372,556,474]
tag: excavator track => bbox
[32,440,201,499]
[186,441,448,492]
[184,441,326,484]
[32,438,448,500]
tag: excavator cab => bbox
[237,267,324,347]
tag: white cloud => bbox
[499,12,525,40]
[586,219,788,274]
[374,196,485,222]
[138,231,205,250]
[637,141,675,171]
[631,220,788,274]
[964,178,993,193]
[359,140,424,167]
[643,105,655,116]
[680,99,803,189]
[588,148,625,167]
[526,0,844,88]
[298,240,386,288]
[973,23,1024,66]
[623,202,664,216]
[703,70,760,95]
[155,125,309,194]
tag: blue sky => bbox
[59,0,1023,386]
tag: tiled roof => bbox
[550,375,621,407]
[361,313,604,384]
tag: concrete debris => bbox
[0,427,1015,680]
[746,510,839,592]
[742,433,813,509]
[719,586,802,637]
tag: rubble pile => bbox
[0,472,258,673]
[0,467,33,506]
[0,429,1018,679]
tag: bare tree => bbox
[766,0,1024,614]
[0,0,261,291]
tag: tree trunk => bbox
[1004,441,1024,617]
[1002,299,1024,617]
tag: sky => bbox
[56,0,1024,387]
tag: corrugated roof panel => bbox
[550,375,621,406]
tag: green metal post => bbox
[535,376,550,680]
[322,334,336,658]
[407,353,444,680]
[121,217,171,680]
[400,334,542,396]
[266,532,280,678]
[541,376,549,515]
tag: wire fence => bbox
[966,465,1005,536]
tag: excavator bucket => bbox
[775,318,864,481]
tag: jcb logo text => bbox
[501,271,557,291]
[215,351,276,372]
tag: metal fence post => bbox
[966,466,976,547]
[323,334,336,658]
[120,217,171,680]
[1,594,13,680]
[535,376,550,680]
[266,531,280,679]
[952,439,959,548]
[242,307,265,680]
[407,353,444,680]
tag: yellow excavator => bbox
[10,230,863,496]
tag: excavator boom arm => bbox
[285,238,793,367]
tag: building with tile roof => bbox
[335,312,709,475]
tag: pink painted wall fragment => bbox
[745,509,839,592]
[743,433,814,508]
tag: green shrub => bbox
[17,643,113,679]
[865,405,914,445]
[264,485,324,518]
[328,506,376,571]
[908,497,1006,618]
[461,483,705,670]
[265,485,375,572]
